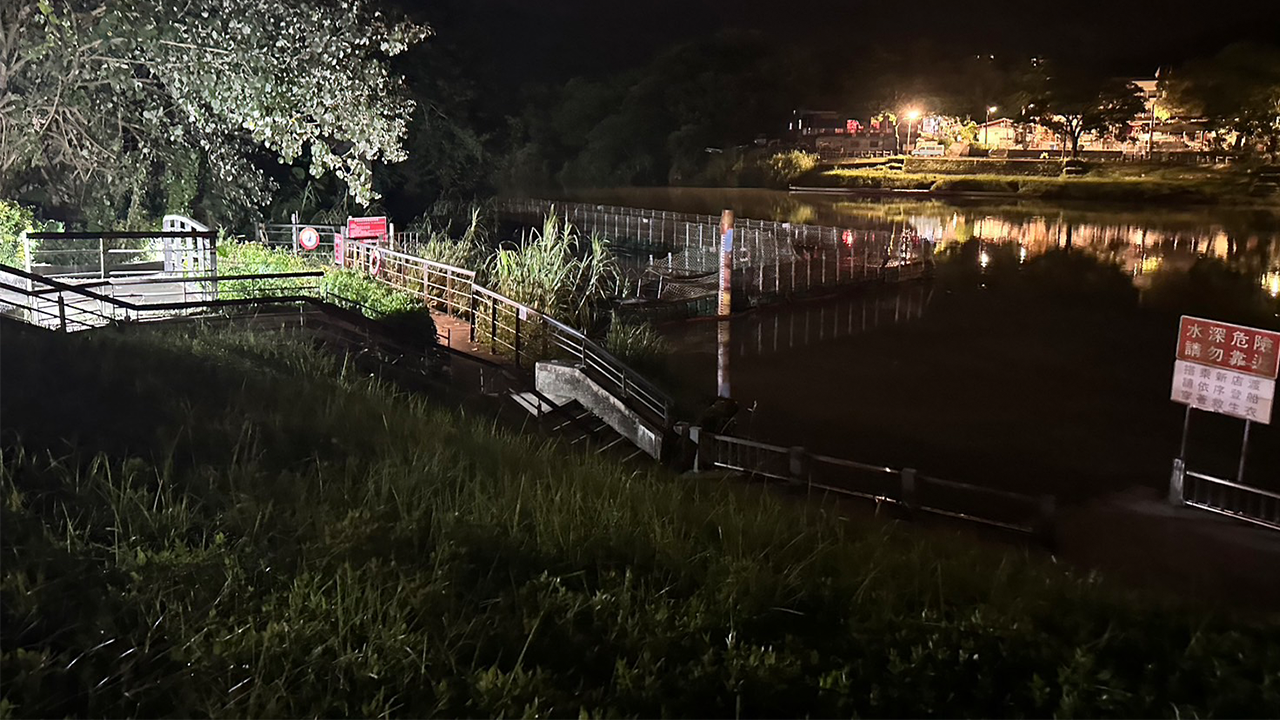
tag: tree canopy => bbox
[1,0,427,226]
[1163,43,1280,159]
[1017,65,1145,158]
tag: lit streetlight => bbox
[904,108,921,153]
[984,105,997,147]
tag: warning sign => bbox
[298,226,320,251]
[1175,316,1279,380]
[347,216,388,243]
[1171,360,1274,425]
[1171,316,1278,425]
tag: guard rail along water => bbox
[1169,458,1280,531]
[496,197,933,267]
[682,423,1056,545]
[496,199,933,313]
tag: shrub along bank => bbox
[802,167,1254,204]
[2,325,1279,718]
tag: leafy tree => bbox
[1018,65,1145,158]
[498,32,819,190]
[1163,43,1280,160]
[1,0,427,226]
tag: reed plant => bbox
[3,324,1279,718]
[487,211,620,328]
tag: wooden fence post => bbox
[57,294,67,332]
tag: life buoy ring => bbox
[369,250,382,276]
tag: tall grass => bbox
[403,205,489,270]
[605,315,671,376]
[3,324,1279,717]
[487,211,620,328]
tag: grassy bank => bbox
[801,167,1262,205]
[3,324,1280,717]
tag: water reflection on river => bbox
[559,188,1280,500]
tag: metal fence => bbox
[498,198,932,310]
[0,262,324,331]
[254,221,343,254]
[1170,458,1280,531]
[24,229,217,282]
[686,425,1054,541]
[337,241,674,425]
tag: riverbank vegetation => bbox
[805,166,1256,204]
[4,323,1280,718]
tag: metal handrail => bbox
[342,243,674,425]
[690,425,1050,538]
[1185,470,1280,501]
[0,263,326,330]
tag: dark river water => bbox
[561,188,1280,501]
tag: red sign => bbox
[334,234,344,266]
[1176,316,1279,380]
[347,216,388,242]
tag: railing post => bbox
[789,446,810,493]
[57,294,67,332]
[1169,457,1186,506]
[490,298,497,354]
[694,426,713,472]
[514,311,522,368]
[99,237,107,279]
[900,468,917,516]
[469,288,477,343]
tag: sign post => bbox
[1170,315,1279,486]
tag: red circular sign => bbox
[298,227,320,251]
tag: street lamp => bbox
[984,105,997,147]
[904,109,921,152]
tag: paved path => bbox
[1056,486,1280,612]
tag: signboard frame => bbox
[1171,315,1278,486]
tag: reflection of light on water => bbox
[979,250,990,268]
[1019,246,1027,263]
[1264,271,1280,298]
[1140,256,1161,274]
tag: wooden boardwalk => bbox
[431,310,509,366]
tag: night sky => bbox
[411,0,1280,91]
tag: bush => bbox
[215,238,316,299]
[761,150,820,188]
[605,317,670,376]
[322,267,425,317]
[0,200,60,267]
